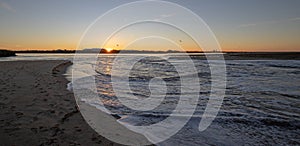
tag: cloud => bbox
[160,14,173,18]
[238,17,300,28]
[238,23,261,28]
[0,1,16,13]
[153,13,174,21]
[238,20,279,28]
[289,17,300,21]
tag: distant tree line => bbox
[15,49,75,53]
[0,50,16,57]
[3,48,208,56]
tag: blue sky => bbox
[0,0,299,51]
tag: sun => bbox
[105,48,113,52]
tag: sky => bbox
[0,0,299,52]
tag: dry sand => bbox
[0,60,123,145]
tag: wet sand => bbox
[0,60,122,145]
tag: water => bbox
[2,53,300,145]
[92,55,300,145]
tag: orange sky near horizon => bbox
[2,29,300,52]
[0,0,299,52]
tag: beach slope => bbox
[0,60,121,145]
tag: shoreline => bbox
[0,60,123,145]
[189,52,300,60]
[8,52,300,60]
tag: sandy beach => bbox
[0,60,122,145]
[1,0,299,145]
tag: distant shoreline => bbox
[15,51,300,60]
[191,52,300,60]
[0,50,16,57]
[2,49,300,60]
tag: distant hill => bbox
[99,49,185,54]
[78,48,183,54]
[13,48,207,54]
[76,48,185,54]
[0,50,16,57]
[76,48,100,53]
